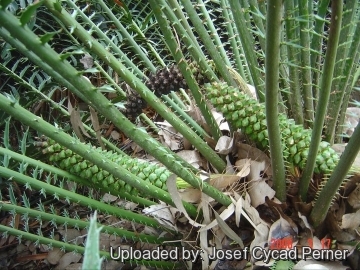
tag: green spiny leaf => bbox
[22,193,30,208]
[98,84,115,93]
[82,212,103,268]
[19,0,44,26]
[3,117,10,149]
[53,0,62,12]
[59,50,84,61]
[20,126,29,154]
[39,31,61,44]
[83,67,99,73]
[0,0,13,10]
[2,154,9,168]
[8,185,16,205]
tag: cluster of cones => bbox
[122,64,208,120]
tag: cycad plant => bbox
[0,0,360,269]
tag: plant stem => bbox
[64,0,145,78]
[326,0,360,143]
[0,165,160,227]
[150,0,222,141]
[0,147,155,207]
[179,0,237,88]
[336,46,360,139]
[129,19,167,68]
[283,0,304,124]
[0,92,198,219]
[310,0,331,106]
[163,0,219,82]
[0,203,174,244]
[248,0,266,51]
[0,30,124,156]
[196,0,232,67]
[96,0,157,72]
[265,0,286,202]
[219,0,246,79]
[139,113,160,133]
[42,0,227,173]
[310,121,360,227]
[228,0,265,101]
[299,0,314,127]
[166,0,202,51]
[1,3,231,206]
[300,0,343,201]
[162,94,209,138]
[0,225,180,269]
[169,91,187,110]
[94,61,126,97]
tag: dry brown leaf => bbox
[65,263,83,270]
[211,110,224,127]
[80,54,93,69]
[215,136,234,155]
[213,208,244,248]
[142,204,177,231]
[156,121,182,150]
[179,188,202,203]
[332,143,360,170]
[237,143,272,176]
[232,194,258,230]
[210,174,240,189]
[186,101,204,124]
[248,161,275,207]
[99,233,113,250]
[166,174,203,227]
[69,103,85,142]
[298,212,312,230]
[89,107,105,149]
[343,107,360,137]
[57,229,83,246]
[199,203,235,232]
[348,184,360,209]
[200,230,210,269]
[224,156,235,174]
[110,130,120,140]
[248,180,276,208]
[47,248,65,265]
[250,223,268,262]
[340,209,360,230]
[234,158,251,177]
[183,137,193,150]
[297,212,314,249]
[242,193,269,233]
[102,193,118,203]
[198,193,214,268]
[55,252,82,270]
[69,100,91,141]
[119,201,138,211]
[234,195,244,228]
[176,150,207,170]
[211,230,227,267]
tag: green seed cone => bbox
[41,140,171,196]
[206,82,339,174]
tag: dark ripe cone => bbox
[122,62,210,120]
[124,90,147,121]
